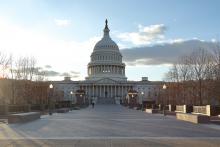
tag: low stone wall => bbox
[192,105,219,116]
[0,105,8,115]
[168,104,176,111]
[176,113,210,124]
[145,109,159,114]
[8,105,31,113]
[193,106,206,114]
[57,108,70,113]
[8,112,41,123]
[176,105,184,112]
[175,105,193,113]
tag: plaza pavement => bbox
[0,105,220,146]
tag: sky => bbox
[0,0,220,81]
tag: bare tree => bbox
[13,56,37,80]
[189,48,214,105]
[0,52,11,78]
[164,47,219,105]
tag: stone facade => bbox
[53,20,162,104]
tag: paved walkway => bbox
[1,105,220,146]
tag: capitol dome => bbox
[86,19,127,81]
[93,20,119,51]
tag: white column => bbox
[104,85,105,97]
[92,84,94,97]
[118,86,120,97]
[110,85,112,98]
[85,85,87,96]
[96,85,97,97]
[122,85,123,98]
[99,85,101,97]
[88,85,90,98]
[115,85,116,97]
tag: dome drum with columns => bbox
[86,19,127,81]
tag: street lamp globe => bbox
[49,84,53,89]
[162,84,167,90]
[141,91,144,95]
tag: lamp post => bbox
[49,84,53,115]
[131,94,134,107]
[162,84,167,116]
[70,91,73,110]
[141,91,144,111]
[80,94,83,105]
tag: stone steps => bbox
[97,97,115,104]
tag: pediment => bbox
[95,78,118,84]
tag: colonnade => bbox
[80,84,132,99]
[88,65,125,75]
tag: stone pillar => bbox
[183,105,187,113]
[168,104,175,112]
[183,105,193,113]
[206,105,211,116]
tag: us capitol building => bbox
[54,20,161,104]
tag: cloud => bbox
[60,71,80,78]
[45,65,52,69]
[121,40,218,66]
[70,71,80,75]
[0,17,100,80]
[117,24,167,45]
[54,19,71,27]
[42,70,60,77]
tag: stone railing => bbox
[0,105,8,115]
[192,105,219,116]
[0,104,41,115]
[175,105,193,113]
[8,105,31,113]
[176,105,184,112]
[193,106,207,114]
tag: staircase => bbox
[97,97,115,104]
